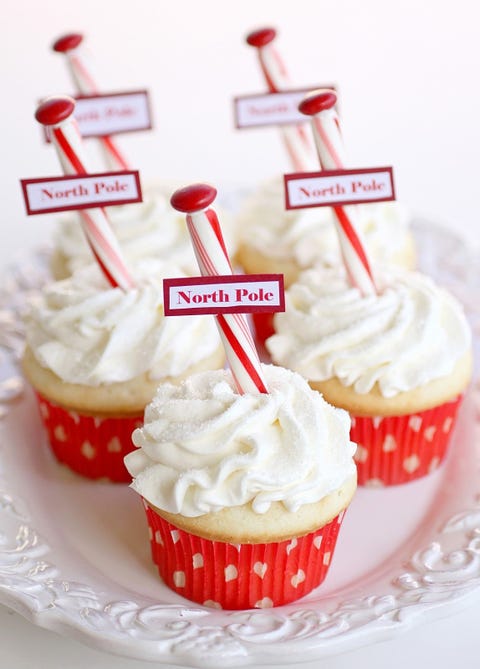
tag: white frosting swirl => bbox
[53,181,236,276]
[126,364,356,517]
[267,267,471,397]
[237,177,412,268]
[24,260,221,386]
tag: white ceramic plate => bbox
[0,222,480,667]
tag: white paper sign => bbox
[163,274,285,316]
[234,88,335,128]
[21,171,142,215]
[284,167,395,209]
[74,91,151,136]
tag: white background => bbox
[2,0,480,667]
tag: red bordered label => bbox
[20,170,142,215]
[163,274,285,316]
[234,86,336,129]
[43,90,152,141]
[284,166,395,209]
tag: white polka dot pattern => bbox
[53,425,67,442]
[382,434,397,452]
[254,597,274,608]
[107,437,122,453]
[286,538,298,555]
[68,410,80,424]
[403,454,420,474]
[81,441,96,460]
[443,417,453,433]
[173,571,186,587]
[350,395,463,486]
[291,570,306,588]
[203,600,222,609]
[253,562,268,578]
[144,504,346,609]
[192,553,204,569]
[365,479,385,488]
[39,403,49,419]
[408,415,423,432]
[33,390,143,482]
[354,445,368,463]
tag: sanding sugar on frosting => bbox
[267,266,471,398]
[125,364,356,517]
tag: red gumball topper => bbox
[284,89,397,297]
[49,32,152,168]
[23,96,136,291]
[233,27,334,172]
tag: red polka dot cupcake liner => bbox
[34,391,143,482]
[143,502,346,610]
[351,394,464,486]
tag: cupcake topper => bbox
[35,96,135,290]
[298,90,378,296]
[244,27,316,172]
[52,32,130,171]
[171,184,270,395]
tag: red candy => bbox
[299,90,337,116]
[246,27,277,48]
[170,183,217,213]
[35,96,75,126]
[52,33,83,53]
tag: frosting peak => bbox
[267,267,471,397]
[24,260,222,386]
[126,364,356,517]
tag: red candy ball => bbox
[246,27,276,48]
[299,89,337,116]
[170,183,217,213]
[35,96,75,126]
[52,33,83,53]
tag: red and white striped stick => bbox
[35,96,135,290]
[299,90,377,296]
[170,184,268,395]
[246,27,316,172]
[52,33,130,172]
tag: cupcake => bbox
[236,177,416,343]
[266,266,472,486]
[50,180,237,280]
[125,363,357,609]
[22,260,225,482]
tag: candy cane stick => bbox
[52,33,130,171]
[35,96,135,290]
[299,90,377,295]
[171,184,268,395]
[246,28,316,172]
